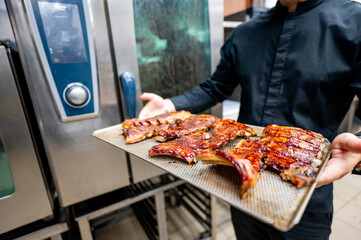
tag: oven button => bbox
[64,83,90,107]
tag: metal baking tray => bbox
[92,124,331,231]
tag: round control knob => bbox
[66,85,88,106]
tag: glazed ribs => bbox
[122,124,169,144]
[121,111,191,144]
[149,132,209,164]
[120,111,328,199]
[121,110,191,129]
[207,119,256,150]
[261,124,326,188]
[197,124,327,195]
[155,115,218,142]
[197,139,263,198]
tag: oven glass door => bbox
[0,137,14,199]
[0,45,53,233]
[107,0,215,119]
[133,0,211,99]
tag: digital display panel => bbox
[38,2,88,63]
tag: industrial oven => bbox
[0,0,222,238]
[0,44,55,235]
[0,1,69,238]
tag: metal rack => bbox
[174,184,214,237]
[75,175,183,240]
[130,180,217,240]
[75,174,218,240]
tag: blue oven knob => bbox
[63,83,90,107]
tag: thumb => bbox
[333,133,361,153]
[140,92,160,102]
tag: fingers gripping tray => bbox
[92,124,331,231]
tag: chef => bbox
[138,0,361,239]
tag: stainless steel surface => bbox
[209,0,224,118]
[209,0,223,74]
[76,179,185,240]
[155,191,168,240]
[210,195,218,240]
[14,223,68,240]
[93,124,332,231]
[338,97,361,134]
[5,0,130,207]
[106,0,142,118]
[253,0,266,7]
[105,0,167,183]
[77,218,93,240]
[130,155,166,183]
[0,45,53,233]
[0,0,16,50]
[51,234,63,240]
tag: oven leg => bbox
[210,195,218,240]
[50,234,63,240]
[155,191,168,240]
[77,218,93,240]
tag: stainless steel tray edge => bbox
[282,142,332,231]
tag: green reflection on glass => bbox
[0,137,15,199]
[133,0,211,99]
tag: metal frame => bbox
[13,223,68,240]
[76,179,185,240]
[172,183,218,239]
[104,0,142,118]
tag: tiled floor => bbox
[330,173,361,240]
[95,173,361,240]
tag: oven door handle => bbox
[120,72,137,119]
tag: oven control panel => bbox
[25,0,99,121]
[63,82,90,107]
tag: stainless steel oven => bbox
[5,0,131,208]
[0,44,55,234]
[0,2,59,235]
[1,0,222,237]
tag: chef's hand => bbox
[138,93,176,119]
[317,133,361,187]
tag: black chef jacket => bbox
[170,0,361,214]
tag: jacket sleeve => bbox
[170,30,240,113]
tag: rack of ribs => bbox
[149,132,210,164]
[197,139,263,198]
[121,110,191,129]
[154,115,218,142]
[207,119,256,150]
[122,124,170,144]
[261,124,326,188]
[121,111,191,144]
